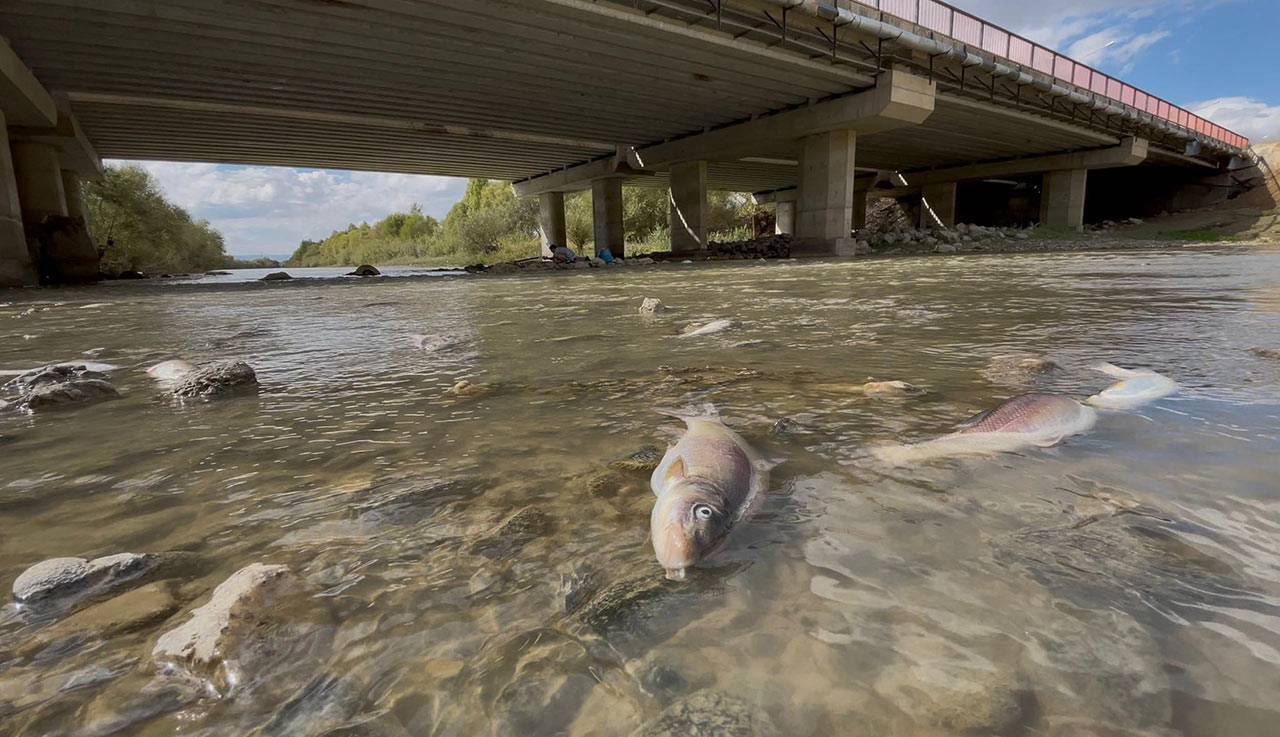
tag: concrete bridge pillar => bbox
[591,176,624,259]
[920,182,957,228]
[669,160,707,253]
[61,169,87,225]
[775,200,795,235]
[537,190,566,258]
[1040,170,1087,231]
[1,112,38,287]
[796,130,858,254]
[852,188,868,230]
[10,140,68,224]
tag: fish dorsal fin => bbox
[665,457,687,484]
[955,408,995,430]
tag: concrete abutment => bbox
[669,160,707,253]
[0,111,37,287]
[537,190,566,258]
[795,129,858,255]
[1040,169,1088,231]
[591,176,624,259]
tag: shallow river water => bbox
[2,248,1280,736]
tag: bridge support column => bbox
[61,169,87,225]
[852,189,868,230]
[669,160,707,253]
[775,201,795,235]
[920,182,957,228]
[537,191,566,258]
[592,176,624,259]
[796,130,858,255]
[1,112,38,287]
[11,141,67,223]
[1040,170,1087,231]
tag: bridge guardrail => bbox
[843,0,1248,150]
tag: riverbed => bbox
[3,247,1280,736]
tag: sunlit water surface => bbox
[2,248,1280,736]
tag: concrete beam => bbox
[669,160,707,253]
[0,37,57,128]
[513,146,648,196]
[537,191,566,257]
[11,106,103,178]
[1,110,38,287]
[592,176,624,258]
[635,68,934,167]
[899,138,1148,188]
[519,69,934,196]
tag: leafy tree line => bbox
[288,179,760,267]
[84,165,228,274]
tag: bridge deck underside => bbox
[0,0,1207,193]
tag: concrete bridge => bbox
[0,0,1253,286]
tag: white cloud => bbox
[117,161,468,256]
[1067,29,1170,71]
[1189,97,1280,144]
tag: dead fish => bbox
[1085,363,1177,410]
[649,407,774,581]
[679,319,733,338]
[146,359,197,386]
[873,394,1097,465]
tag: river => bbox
[2,247,1279,736]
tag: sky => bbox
[120,0,1280,256]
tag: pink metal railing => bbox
[845,0,1249,149]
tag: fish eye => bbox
[693,504,715,521]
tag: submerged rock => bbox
[2,364,121,413]
[981,354,1060,383]
[632,690,778,737]
[640,298,665,315]
[22,378,120,411]
[467,507,554,560]
[151,563,294,691]
[347,264,381,277]
[261,271,292,281]
[1250,347,1280,360]
[608,446,663,474]
[18,582,180,658]
[12,553,157,605]
[170,361,258,399]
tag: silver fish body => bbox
[650,411,769,580]
[874,394,1097,465]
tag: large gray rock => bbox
[12,553,155,604]
[152,563,294,691]
[170,361,258,399]
[23,378,120,411]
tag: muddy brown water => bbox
[2,248,1280,736]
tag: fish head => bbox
[650,480,733,581]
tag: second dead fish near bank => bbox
[873,394,1098,465]
[649,407,774,581]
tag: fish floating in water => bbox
[146,359,197,387]
[873,394,1097,465]
[1085,363,1177,410]
[679,319,733,338]
[809,379,925,397]
[650,407,772,581]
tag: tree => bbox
[84,165,228,274]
